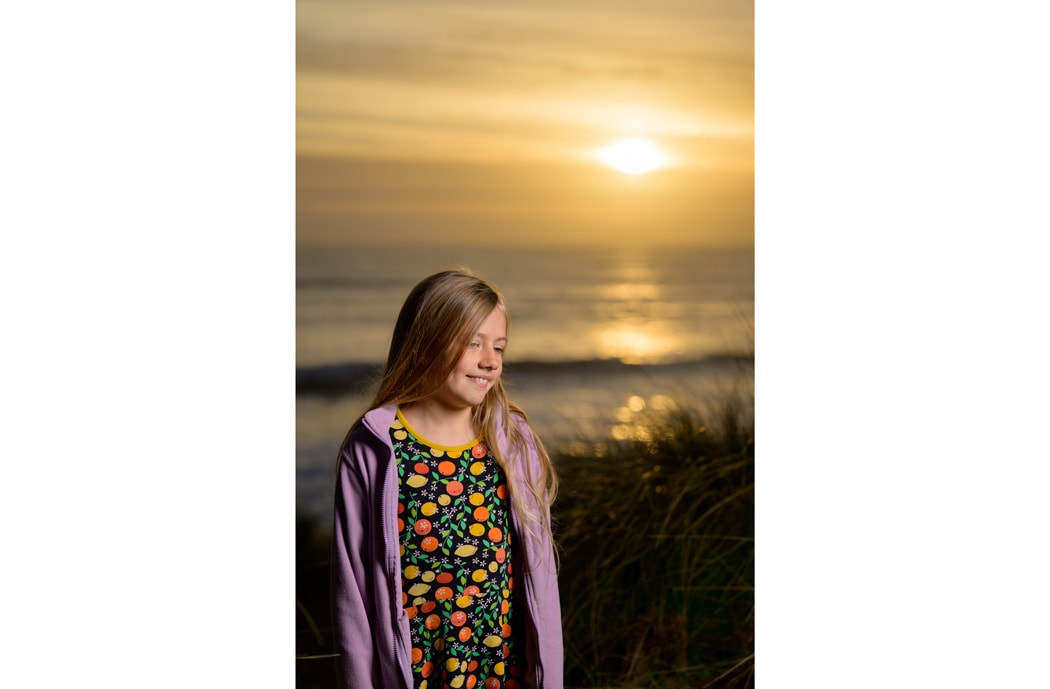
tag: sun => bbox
[597,137,668,175]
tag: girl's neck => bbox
[400,400,477,447]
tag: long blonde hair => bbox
[352,267,558,545]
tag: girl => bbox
[332,268,562,689]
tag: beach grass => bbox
[296,390,753,689]
[553,393,754,689]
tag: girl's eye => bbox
[468,342,481,350]
[494,347,504,355]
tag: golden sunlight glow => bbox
[597,323,683,364]
[596,138,668,175]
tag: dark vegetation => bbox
[554,396,753,688]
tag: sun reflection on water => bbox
[591,256,691,364]
[597,322,685,364]
[598,281,661,302]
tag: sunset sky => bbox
[297,0,753,247]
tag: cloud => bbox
[296,155,753,247]
[296,0,753,114]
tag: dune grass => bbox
[296,388,754,689]
[552,394,754,689]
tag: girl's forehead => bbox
[476,306,508,335]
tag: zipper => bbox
[383,490,404,683]
[367,413,409,689]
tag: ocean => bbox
[296,244,753,523]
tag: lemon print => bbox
[445,658,459,672]
[483,635,501,648]
[449,675,464,688]
[468,492,485,506]
[431,448,445,458]
[404,565,420,579]
[488,562,498,573]
[469,461,485,476]
[494,661,505,675]
[407,583,431,596]
[420,502,437,516]
[394,429,408,440]
[406,474,428,488]
[421,570,435,582]
[456,595,473,608]
[471,569,487,583]
[469,524,485,537]
[454,544,477,557]
[438,494,451,506]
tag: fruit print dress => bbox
[392,409,526,689]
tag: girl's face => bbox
[432,306,507,411]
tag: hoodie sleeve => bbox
[331,433,381,688]
[513,414,564,689]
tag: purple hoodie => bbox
[331,403,563,689]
